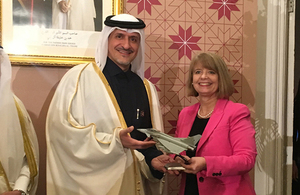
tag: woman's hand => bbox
[174,155,190,164]
[181,157,207,174]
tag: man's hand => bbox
[151,154,180,175]
[181,156,207,174]
[293,160,299,181]
[1,190,22,195]
[58,1,70,13]
[119,126,156,149]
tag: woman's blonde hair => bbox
[186,52,234,99]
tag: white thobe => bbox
[0,48,39,194]
[46,63,164,195]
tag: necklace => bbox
[198,106,214,118]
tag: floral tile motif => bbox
[127,0,162,15]
[168,25,202,60]
[209,0,240,20]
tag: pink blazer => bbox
[175,99,257,195]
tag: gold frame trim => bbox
[0,0,123,67]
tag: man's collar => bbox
[104,57,132,77]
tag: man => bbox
[52,0,96,31]
[46,14,175,195]
[0,47,39,195]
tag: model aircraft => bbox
[137,128,201,155]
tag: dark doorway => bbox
[292,1,300,195]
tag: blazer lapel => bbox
[196,99,228,152]
[180,103,200,138]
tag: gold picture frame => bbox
[0,0,123,67]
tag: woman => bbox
[174,53,257,195]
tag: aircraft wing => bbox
[156,138,187,154]
[136,128,202,154]
[155,135,201,154]
[180,134,202,146]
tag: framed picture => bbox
[0,0,123,66]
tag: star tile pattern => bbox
[168,26,202,60]
[125,0,255,193]
[127,0,162,14]
[209,0,240,20]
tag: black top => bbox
[103,57,163,179]
[184,116,209,195]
